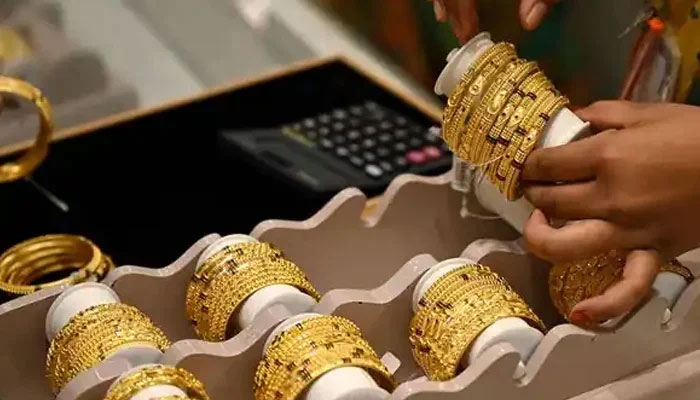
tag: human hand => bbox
[430,0,561,43]
[521,101,700,323]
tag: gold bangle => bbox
[453,51,518,156]
[470,61,539,166]
[0,234,114,296]
[458,59,524,163]
[410,264,545,381]
[0,76,53,183]
[549,251,695,320]
[493,74,552,191]
[442,43,516,150]
[505,93,569,200]
[104,365,209,400]
[254,315,395,400]
[46,303,171,394]
[186,242,320,341]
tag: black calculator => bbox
[219,101,452,195]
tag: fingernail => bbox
[569,311,591,325]
[433,0,447,21]
[526,2,547,30]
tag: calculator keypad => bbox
[286,102,450,180]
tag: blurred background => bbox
[0,0,675,147]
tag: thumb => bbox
[519,0,560,30]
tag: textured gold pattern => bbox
[441,42,569,201]
[0,234,113,295]
[104,365,209,400]
[186,241,320,341]
[0,75,53,182]
[46,303,171,394]
[549,251,695,319]
[254,315,395,400]
[410,264,545,381]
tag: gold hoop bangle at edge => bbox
[104,365,210,400]
[0,234,114,295]
[0,76,53,183]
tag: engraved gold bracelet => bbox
[0,76,53,183]
[104,365,209,400]
[549,251,695,319]
[0,234,113,295]
[410,264,544,381]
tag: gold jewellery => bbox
[185,241,321,341]
[549,250,695,320]
[254,315,395,400]
[0,75,53,183]
[46,303,171,394]
[104,365,210,400]
[441,42,569,200]
[0,234,114,296]
[409,264,545,381]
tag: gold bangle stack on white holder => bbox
[194,234,318,334]
[44,283,170,395]
[412,258,545,380]
[436,32,692,324]
[258,313,393,400]
[434,32,590,232]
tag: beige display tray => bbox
[2,173,700,400]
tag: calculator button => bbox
[394,129,408,139]
[336,147,350,158]
[379,121,393,131]
[363,126,378,136]
[292,123,303,131]
[407,150,427,165]
[377,146,391,158]
[363,151,377,162]
[350,105,364,115]
[365,164,383,179]
[320,138,334,149]
[393,142,408,153]
[319,127,331,136]
[349,143,360,153]
[303,119,316,129]
[348,118,362,128]
[423,146,442,160]
[394,156,408,169]
[380,161,394,172]
[332,122,346,132]
[395,116,408,126]
[333,135,347,145]
[365,101,379,110]
[362,138,376,148]
[348,130,361,141]
[332,109,348,120]
[350,156,365,167]
[318,114,332,124]
[378,133,392,143]
[424,131,440,143]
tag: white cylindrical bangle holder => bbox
[263,313,390,400]
[413,258,543,379]
[435,32,591,234]
[197,234,317,333]
[45,283,163,371]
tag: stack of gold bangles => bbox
[185,241,321,341]
[549,251,695,320]
[254,315,395,400]
[0,234,114,296]
[441,42,569,200]
[45,303,171,394]
[0,75,53,183]
[104,365,210,400]
[409,263,545,381]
